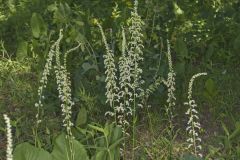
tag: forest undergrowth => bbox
[0,0,240,160]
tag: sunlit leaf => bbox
[173,2,184,15]
[51,133,89,160]
[75,107,87,127]
[31,13,47,38]
[13,143,52,160]
[16,41,28,60]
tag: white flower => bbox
[3,114,13,160]
[185,72,207,157]
[164,40,176,127]
[35,29,64,125]
[97,22,118,109]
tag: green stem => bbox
[190,104,197,155]
[132,88,136,160]
[147,107,154,136]
[123,92,127,160]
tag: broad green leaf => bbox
[233,34,240,51]
[76,107,87,127]
[88,124,105,133]
[206,42,216,59]
[205,78,218,97]
[16,41,28,60]
[96,136,107,147]
[109,138,124,150]
[103,124,110,137]
[175,61,185,74]
[51,133,89,160]
[173,2,184,15]
[13,142,52,160]
[31,13,40,38]
[76,127,87,135]
[94,150,107,160]
[31,13,47,38]
[110,125,122,144]
[174,37,188,59]
[133,116,138,124]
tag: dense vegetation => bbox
[0,0,240,159]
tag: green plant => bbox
[3,114,13,160]
[127,1,145,159]
[88,123,123,160]
[3,102,122,160]
[142,130,183,160]
[2,28,122,160]
[184,73,207,158]
[180,154,204,160]
[219,122,240,159]
[34,29,64,147]
[97,1,145,159]
[1,1,240,159]
[205,122,240,159]
[96,20,118,120]
[13,133,89,160]
[163,39,176,159]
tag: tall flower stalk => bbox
[3,114,13,160]
[118,27,133,127]
[54,30,74,139]
[34,29,79,160]
[96,1,144,159]
[97,22,118,122]
[165,39,176,126]
[118,27,133,159]
[162,39,176,158]
[128,0,144,158]
[185,72,207,157]
[34,30,63,146]
[54,30,79,160]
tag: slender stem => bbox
[147,107,154,136]
[34,124,38,147]
[112,99,117,125]
[132,89,136,160]
[123,93,127,160]
[190,103,197,155]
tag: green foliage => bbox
[174,37,188,59]
[204,78,218,103]
[31,13,47,38]
[203,78,219,117]
[13,143,52,160]
[180,154,203,160]
[220,122,240,158]
[51,133,89,160]
[89,123,123,160]
[13,134,89,160]
[11,124,122,160]
[16,41,28,60]
[76,107,87,127]
[0,0,240,159]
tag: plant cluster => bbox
[1,0,239,160]
[185,73,207,157]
